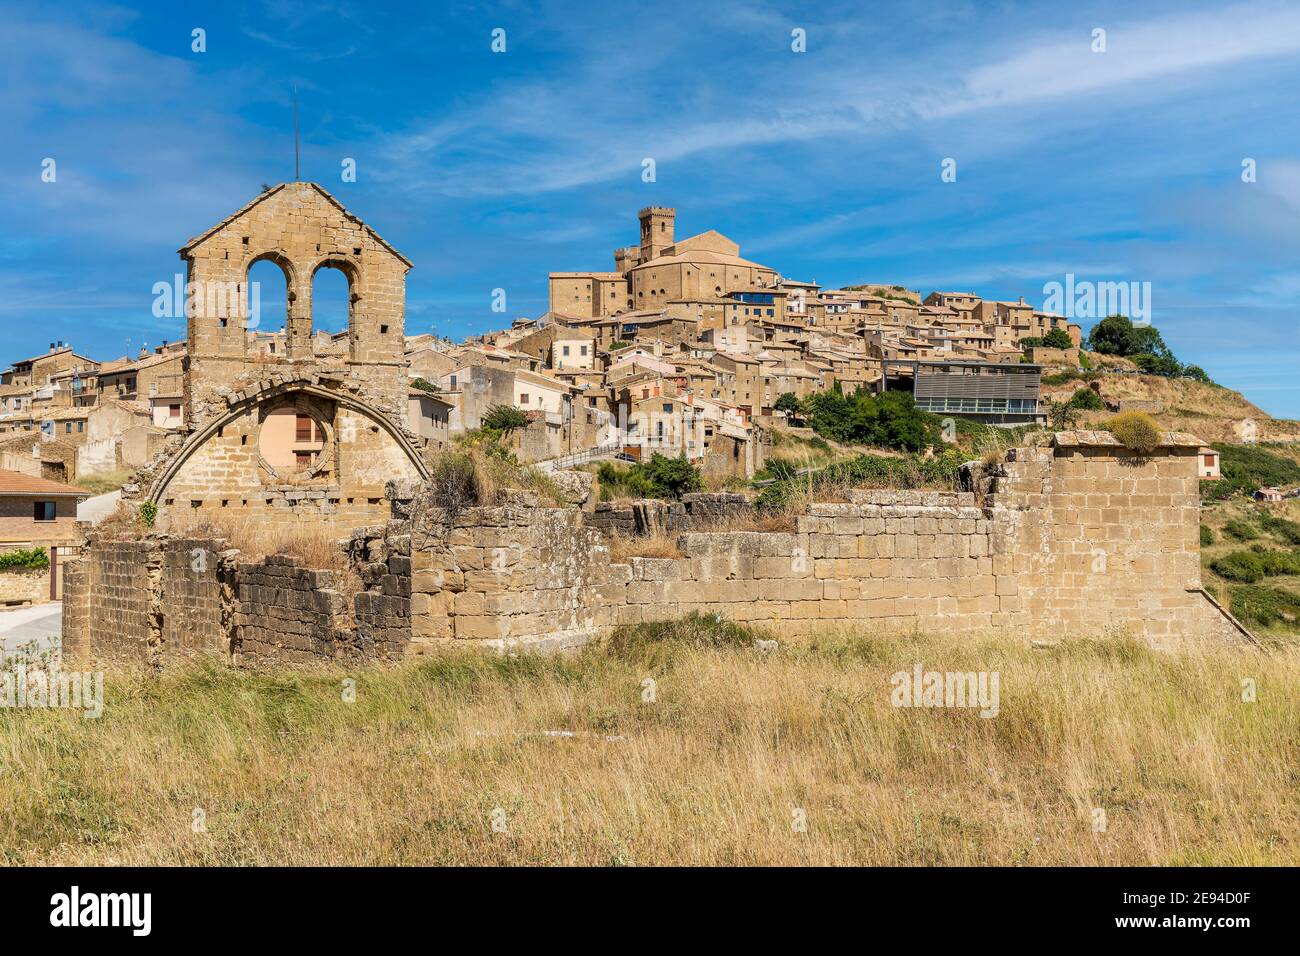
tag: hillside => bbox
[1041,355,1300,445]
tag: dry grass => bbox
[163,514,364,622]
[73,469,135,495]
[4,620,1296,866]
[607,532,682,562]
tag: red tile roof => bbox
[0,469,91,496]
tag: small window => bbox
[33,501,56,522]
[562,345,570,357]
[580,345,588,356]
[295,414,316,442]
[519,393,530,405]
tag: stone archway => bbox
[148,379,429,505]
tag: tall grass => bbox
[3,622,1296,865]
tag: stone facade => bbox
[125,183,429,535]
[63,435,1252,666]
[0,568,47,607]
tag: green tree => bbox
[1047,400,1080,431]
[641,453,702,498]
[482,405,529,434]
[1042,327,1074,349]
[1068,387,1104,411]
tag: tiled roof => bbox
[0,469,90,496]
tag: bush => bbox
[1259,512,1300,545]
[410,377,440,393]
[1223,519,1259,541]
[427,451,484,523]
[1200,525,1214,547]
[1068,387,1104,411]
[801,387,939,452]
[1210,444,1300,500]
[482,405,529,434]
[1258,550,1300,577]
[597,454,701,500]
[1210,551,1265,583]
[1104,412,1162,454]
[1043,327,1074,349]
[1229,584,1300,630]
[139,501,157,528]
[0,548,49,571]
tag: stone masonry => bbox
[64,431,1252,667]
[123,183,428,536]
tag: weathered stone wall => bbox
[159,537,228,657]
[395,438,1246,651]
[64,436,1251,667]
[64,539,160,664]
[232,555,354,667]
[587,492,756,537]
[0,568,47,607]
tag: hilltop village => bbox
[0,205,1082,492]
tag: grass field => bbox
[3,617,1296,866]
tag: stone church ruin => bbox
[126,182,428,534]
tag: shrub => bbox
[1258,512,1300,546]
[0,548,49,571]
[1229,584,1300,630]
[640,453,702,498]
[1047,400,1080,431]
[1210,551,1265,583]
[1105,412,1162,454]
[482,405,529,434]
[1258,550,1300,577]
[1223,519,1259,541]
[427,451,483,525]
[410,377,440,393]
[139,501,157,528]
[597,454,701,500]
[801,387,939,452]
[1069,387,1104,411]
[1210,444,1300,500]
[1043,327,1074,349]
[1200,525,1214,547]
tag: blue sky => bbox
[3,0,1299,416]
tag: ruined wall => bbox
[182,182,412,428]
[64,536,363,668]
[152,385,422,535]
[395,438,1245,651]
[64,539,159,664]
[64,437,1249,667]
[231,556,354,667]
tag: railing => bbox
[535,439,623,472]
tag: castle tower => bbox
[614,245,640,275]
[638,206,675,264]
